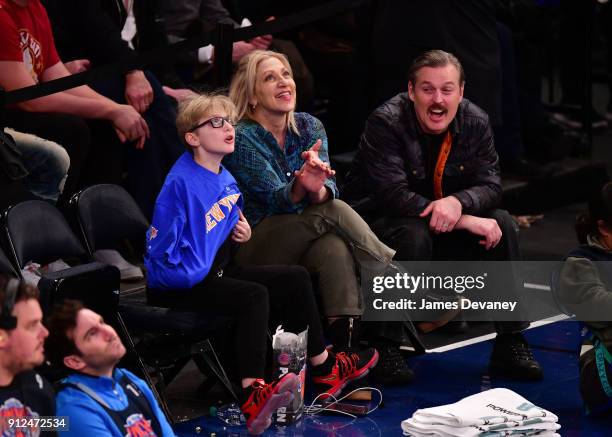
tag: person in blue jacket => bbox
[46,300,176,437]
[142,94,378,434]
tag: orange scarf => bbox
[433,131,453,199]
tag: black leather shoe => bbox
[370,341,414,385]
[489,333,543,381]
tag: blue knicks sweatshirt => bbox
[145,152,243,290]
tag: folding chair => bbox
[0,245,16,276]
[1,199,181,420]
[70,184,237,411]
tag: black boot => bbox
[489,333,543,381]
[369,338,414,385]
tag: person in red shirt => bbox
[0,0,148,200]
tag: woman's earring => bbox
[249,103,257,111]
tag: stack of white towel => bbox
[401,388,561,437]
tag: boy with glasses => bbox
[144,94,378,434]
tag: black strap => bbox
[4,0,365,105]
[59,373,163,436]
[118,374,163,437]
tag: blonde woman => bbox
[145,94,379,430]
[225,50,412,385]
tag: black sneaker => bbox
[370,342,414,385]
[312,349,379,399]
[489,333,543,381]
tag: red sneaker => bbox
[312,349,379,399]
[240,373,299,434]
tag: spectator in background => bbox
[43,0,185,220]
[0,129,32,211]
[45,300,178,437]
[344,50,543,381]
[559,181,612,414]
[0,275,55,436]
[0,0,148,203]
[158,0,314,110]
[5,128,70,203]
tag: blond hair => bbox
[229,50,298,134]
[176,93,237,150]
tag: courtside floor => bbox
[173,320,612,436]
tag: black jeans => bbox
[370,209,529,334]
[148,264,326,380]
[90,71,183,219]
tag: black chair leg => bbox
[192,340,238,401]
[116,313,175,423]
[158,355,191,389]
[404,321,426,354]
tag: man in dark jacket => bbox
[344,50,543,381]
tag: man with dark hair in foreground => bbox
[46,300,176,436]
[0,274,56,436]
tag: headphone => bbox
[0,278,19,331]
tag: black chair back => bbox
[72,184,238,407]
[0,245,16,276]
[71,184,149,255]
[3,200,87,269]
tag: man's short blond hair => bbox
[176,93,238,150]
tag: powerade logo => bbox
[485,404,528,420]
[123,413,156,437]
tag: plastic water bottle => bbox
[210,403,245,426]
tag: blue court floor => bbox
[173,321,612,436]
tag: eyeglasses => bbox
[189,116,236,132]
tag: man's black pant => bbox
[369,209,528,334]
[148,265,326,380]
[91,71,184,219]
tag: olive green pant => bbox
[235,199,395,317]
